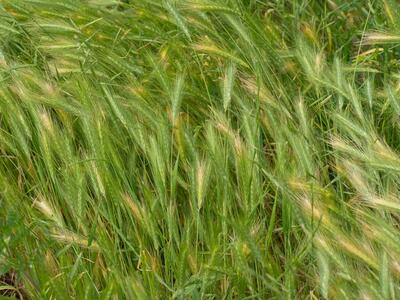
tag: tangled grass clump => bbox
[1,0,400,299]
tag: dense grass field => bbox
[2,0,400,299]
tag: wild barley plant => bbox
[1,0,400,299]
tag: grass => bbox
[1,0,400,299]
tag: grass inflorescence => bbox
[1,0,400,299]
